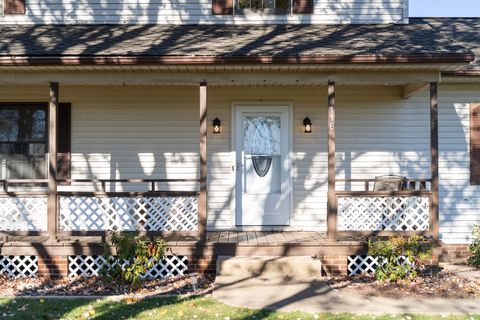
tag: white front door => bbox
[234,106,291,226]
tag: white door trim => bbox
[230,102,293,228]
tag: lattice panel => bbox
[68,255,188,279]
[0,197,47,231]
[59,196,198,231]
[348,255,413,275]
[338,196,430,231]
[0,256,38,278]
[348,255,381,275]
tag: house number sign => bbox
[328,106,335,130]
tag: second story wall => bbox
[0,0,409,25]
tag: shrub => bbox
[468,225,480,267]
[101,232,167,287]
[368,235,433,282]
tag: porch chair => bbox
[372,175,407,191]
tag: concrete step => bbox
[216,256,322,280]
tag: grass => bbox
[0,296,479,320]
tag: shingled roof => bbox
[412,18,480,74]
[0,19,476,66]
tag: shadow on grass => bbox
[0,295,305,320]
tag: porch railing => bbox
[335,179,433,236]
[0,179,200,237]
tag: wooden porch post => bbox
[198,82,208,241]
[430,82,440,240]
[48,82,59,238]
[327,81,337,241]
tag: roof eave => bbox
[442,70,480,77]
[0,54,474,66]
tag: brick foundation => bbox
[24,244,473,278]
[441,244,470,263]
[419,257,440,266]
[321,255,348,276]
[37,255,68,278]
[187,255,216,275]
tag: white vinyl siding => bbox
[70,100,200,193]
[434,84,480,244]
[0,84,478,243]
[0,0,406,25]
[379,84,480,244]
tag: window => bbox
[237,0,291,13]
[3,0,26,14]
[212,0,313,15]
[0,104,47,180]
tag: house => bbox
[0,0,478,278]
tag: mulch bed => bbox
[329,269,480,299]
[0,275,214,297]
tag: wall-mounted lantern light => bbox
[213,118,221,134]
[303,117,312,133]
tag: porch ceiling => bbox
[0,69,441,87]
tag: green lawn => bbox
[0,296,478,320]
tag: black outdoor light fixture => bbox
[213,117,221,134]
[303,117,312,133]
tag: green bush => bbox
[368,235,433,282]
[468,225,480,267]
[101,232,167,287]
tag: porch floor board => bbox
[207,231,336,246]
[0,232,362,246]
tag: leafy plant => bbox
[101,232,167,287]
[468,225,480,267]
[368,235,433,282]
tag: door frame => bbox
[230,101,294,229]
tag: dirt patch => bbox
[0,275,214,297]
[329,269,480,299]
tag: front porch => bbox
[0,69,446,277]
[0,230,368,277]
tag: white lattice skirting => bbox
[0,197,47,231]
[348,255,381,275]
[68,255,189,279]
[0,256,38,278]
[337,196,430,231]
[348,255,414,275]
[59,196,198,231]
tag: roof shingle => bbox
[0,20,476,67]
[412,18,480,72]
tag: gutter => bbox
[0,53,474,66]
[442,70,480,77]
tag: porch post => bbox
[198,82,208,241]
[327,81,337,241]
[48,82,59,238]
[430,82,439,240]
